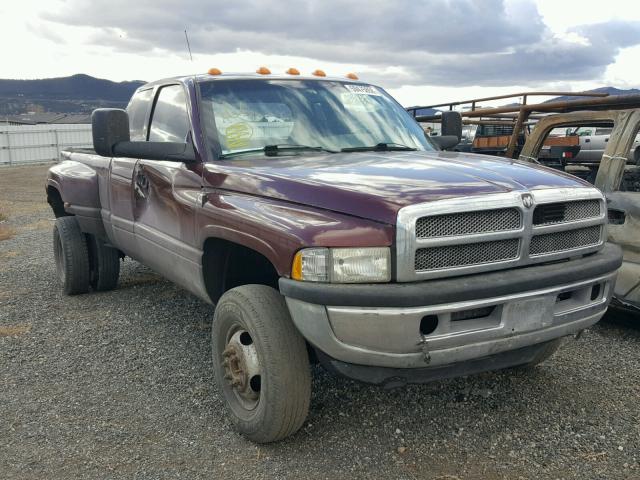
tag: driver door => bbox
[132,84,203,290]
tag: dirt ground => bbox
[1,164,639,480]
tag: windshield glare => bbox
[198,79,434,157]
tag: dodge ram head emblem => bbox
[522,193,534,208]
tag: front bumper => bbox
[280,244,622,371]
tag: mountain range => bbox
[1,74,639,117]
[0,74,145,115]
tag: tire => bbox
[515,339,563,369]
[87,234,120,292]
[211,285,311,443]
[53,216,90,295]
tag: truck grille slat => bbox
[416,208,521,238]
[529,226,602,256]
[415,239,520,271]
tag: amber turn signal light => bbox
[291,251,303,280]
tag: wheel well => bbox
[202,238,280,304]
[47,187,69,218]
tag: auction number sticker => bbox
[344,84,381,96]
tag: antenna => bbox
[184,29,193,61]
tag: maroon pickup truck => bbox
[46,70,622,443]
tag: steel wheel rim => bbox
[221,325,262,412]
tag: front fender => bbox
[198,191,394,277]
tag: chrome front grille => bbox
[416,208,521,238]
[415,239,520,270]
[529,225,602,256]
[396,188,606,282]
[532,199,601,225]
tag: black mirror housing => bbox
[441,111,463,140]
[431,135,460,150]
[92,108,130,157]
[92,108,197,162]
[113,141,197,162]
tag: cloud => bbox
[42,0,640,87]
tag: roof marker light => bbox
[286,67,300,75]
[207,68,222,75]
[256,66,271,75]
[312,69,326,77]
[346,72,359,80]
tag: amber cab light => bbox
[207,67,222,75]
[312,69,326,77]
[346,72,359,80]
[286,67,300,75]
[256,66,271,75]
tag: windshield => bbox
[198,79,434,157]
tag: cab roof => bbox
[139,72,369,89]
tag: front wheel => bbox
[211,285,311,443]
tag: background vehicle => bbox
[519,110,640,313]
[46,71,622,443]
[567,126,640,164]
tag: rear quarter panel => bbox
[47,150,111,236]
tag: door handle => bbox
[584,138,590,143]
[134,169,149,199]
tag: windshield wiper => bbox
[341,142,417,152]
[220,144,337,158]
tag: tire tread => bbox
[53,217,90,295]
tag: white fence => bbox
[0,124,92,166]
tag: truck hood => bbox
[203,150,592,225]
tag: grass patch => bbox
[0,225,14,241]
[0,210,15,241]
[0,324,31,337]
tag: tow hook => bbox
[416,335,431,364]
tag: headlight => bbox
[292,247,391,283]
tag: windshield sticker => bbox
[214,102,295,151]
[225,122,253,149]
[344,84,381,96]
[340,92,380,112]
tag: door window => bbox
[149,85,190,142]
[126,88,154,141]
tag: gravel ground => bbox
[1,164,639,480]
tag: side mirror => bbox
[91,108,196,162]
[92,108,130,157]
[431,135,460,150]
[441,111,462,140]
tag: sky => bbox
[1,0,639,106]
